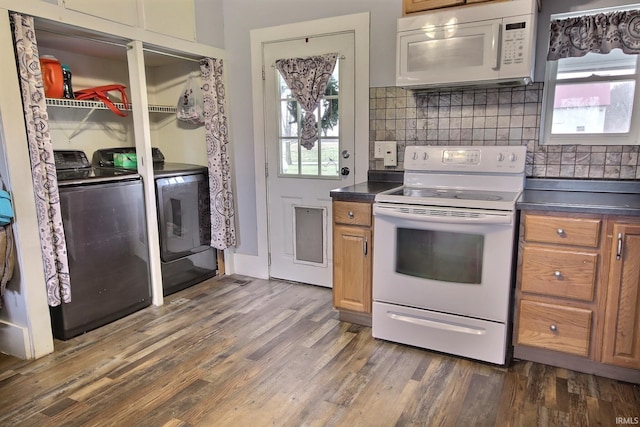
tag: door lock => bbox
[341,167,350,176]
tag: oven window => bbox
[396,228,484,284]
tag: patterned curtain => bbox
[548,9,640,60]
[275,53,338,149]
[11,13,71,306]
[200,58,236,250]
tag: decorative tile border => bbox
[369,83,640,180]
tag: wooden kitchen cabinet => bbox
[403,0,498,15]
[514,211,640,383]
[602,221,640,370]
[332,200,373,326]
[515,212,601,359]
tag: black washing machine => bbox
[51,150,152,340]
[93,148,218,296]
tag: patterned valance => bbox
[547,9,640,60]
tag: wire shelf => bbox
[45,98,176,114]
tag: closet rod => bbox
[36,29,128,49]
[142,48,202,63]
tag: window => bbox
[277,65,340,177]
[541,7,640,145]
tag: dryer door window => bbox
[156,173,211,262]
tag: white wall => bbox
[222,0,400,257]
[194,0,224,48]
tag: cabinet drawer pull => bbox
[553,270,562,279]
[549,324,558,333]
[348,211,354,219]
[556,228,565,237]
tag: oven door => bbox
[372,202,516,323]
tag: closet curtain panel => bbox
[200,58,236,250]
[11,13,71,306]
[548,9,640,60]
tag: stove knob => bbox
[509,153,518,162]
[422,152,429,161]
[497,153,505,162]
[412,152,418,160]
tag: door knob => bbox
[341,150,350,159]
[341,167,350,176]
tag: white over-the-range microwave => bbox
[397,0,538,90]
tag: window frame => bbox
[541,52,640,146]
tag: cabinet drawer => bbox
[333,201,371,226]
[524,214,601,247]
[517,300,592,357]
[521,245,597,301]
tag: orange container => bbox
[39,55,64,98]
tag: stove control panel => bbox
[404,145,527,173]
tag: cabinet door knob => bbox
[554,270,562,279]
[549,324,558,332]
[347,211,354,219]
[556,228,565,237]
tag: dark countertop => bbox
[330,170,403,202]
[518,178,640,216]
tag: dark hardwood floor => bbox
[1,275,639,426]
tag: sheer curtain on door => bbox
[11,12,70,306]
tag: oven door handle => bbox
[373,205,512,224]
[388,311,487,335]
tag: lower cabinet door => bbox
[602,223,640,369]
[333,224,371,314]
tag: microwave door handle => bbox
[491,23,501,70]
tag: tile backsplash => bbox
[369,83,640,180]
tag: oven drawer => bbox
[373,301,508,365]
[521,245,597,302]
[517,300,592,357]
[333,201,371,227]
[524,214,601,247]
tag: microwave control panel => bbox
[501,14,534,72]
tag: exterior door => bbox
[263,33,355,287]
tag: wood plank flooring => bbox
[1,275,639,426]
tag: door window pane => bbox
[396,228,484,284]
[277,63,340,177]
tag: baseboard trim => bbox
[229,252,269,279]
[0,320,30,359]
[514,345,640,384]
[339,309,372,327]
